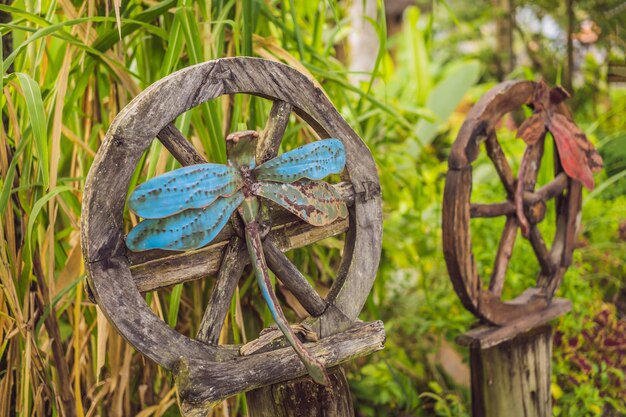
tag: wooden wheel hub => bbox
[443,80,582,326]
[81,58,384,412]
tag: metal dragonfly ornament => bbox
[126,131,349,386]
[515,80,603,236]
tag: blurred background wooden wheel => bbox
[442,80,582,326]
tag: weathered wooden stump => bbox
[81,57,384,416]
[443,80,582,416]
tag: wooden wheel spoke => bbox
[520,138,545,190]
[561,181,582,266]
[525,172,569,205]
[471,174,567,220]
[257,100,293,164]
[485,131,516,197]
[263,240,327,317]
[528,225,555,275]
[470,201,514,218]
[489,216,518,297]
[196,237,248,345]
[157,123,207,166]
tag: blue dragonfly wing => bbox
[254,180,348,226]
[254,139,345,183]
[126,192,244,251]
[129,164,243,219]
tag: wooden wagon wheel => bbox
[81,57,384,412]
[442,80,582,326]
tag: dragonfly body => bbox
[126,131,347,385]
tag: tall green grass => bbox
[1,1,623,416]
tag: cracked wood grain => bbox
[196,236,248,345]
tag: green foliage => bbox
[553,304,626,416]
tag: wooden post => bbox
[457,299,571,417]
[470,326,552,417]
[246,366,354,417]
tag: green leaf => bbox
[414,60,481,147]
[160,9,185,78]
[16,72,49,189]
[0,130,30,213]
[92,0,176,52]
[405,6,431,106]
[179,7,203,64]
[167,284,184,328]
[26,186,74,259]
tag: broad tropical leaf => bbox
[254,180,347,226]
[254,139,346,183]
[128,164,243,218]
[126,192,244,251]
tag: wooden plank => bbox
[477,289,551,325]
[457,296,570,349]
[196,237,247,345]
[175,320,385,416]
[131,216,349,293]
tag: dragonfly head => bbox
[226,130,259,169]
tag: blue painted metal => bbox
[127,138,347,251]
[255,180,348,226]
[126,192,244,251]
[129,164,243,219]
[255,139,346,183]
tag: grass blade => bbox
[167,284,184,328]
[15,72,49,189]
[26,186,74,259]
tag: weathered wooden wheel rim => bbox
[81,58,382,397]
[442,80,581,326]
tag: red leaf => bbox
[549,113,602,190]
[517,113,546,145]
